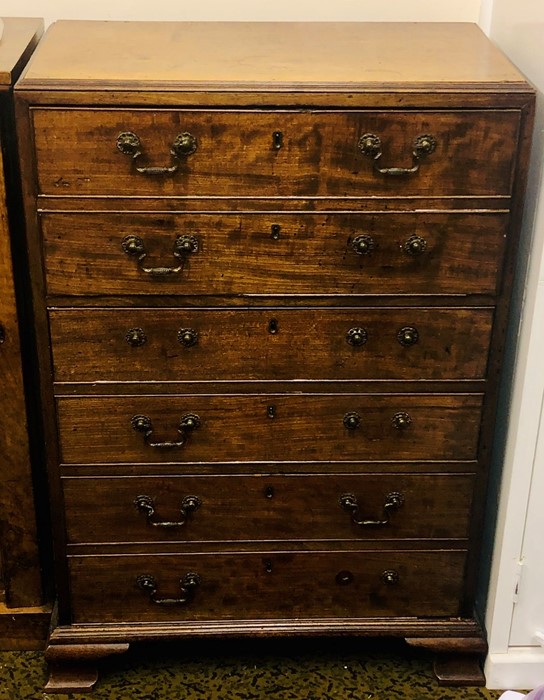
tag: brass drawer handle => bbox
[403,234,427,256]
[346,327,368,347]
[391,412,412,430]
[136,572,201,605]
[131,413,201,449]
[340,492,404,527]
[126,327,147,347]
[358,133,437,176]
[397,327,419,347]
[121,234,198,277]
[117,131,197,175]
[134,494,201,528]
[343,412,361,430]
[178,328,199,347]
[382,570,400,585]
[351,235,375,255]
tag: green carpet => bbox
[0,638,508,700]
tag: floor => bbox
[0,638,511,700]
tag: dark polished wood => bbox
[14,20,535,689]
[49,307,493,382]
[406,636,487,686]
[56,393,483,464]
[0,17,44,613]
[33,108,519,198]
[44,642,129,693]
[0,602,51,650]
[62,472,475,544]
[68,550,467,623]
[41,211,509,297]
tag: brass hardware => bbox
[175,235,199,255]
[177,328,199,347]
[358,132,437,176]
[267,405,276,419]
[339,492,404,527]
[121,233,198,277]
[335,570,354,586]
[271,224,281,240]
[130,413,200,449]
[268,319,279,334]
[381,570,400,586]
[272,131,283,150]
[121,234,145,256]
[264,486,275,498]
[117,131,197,175]
[343,412,361,430]
[125,327,147,347]
[391,412,412,430]
[136,572,201,605]
[397,326,419,347]
[180,413,201,431]
[134,494,201,528]
[403,234,427,256]
[346,327,368,347]
[351,235,375,256]
[0,324,5,344]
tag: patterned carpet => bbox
[0,638,510,700]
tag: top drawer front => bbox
[32,109,520,198]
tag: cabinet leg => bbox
[44,642,130,693]
[405,636,487,687]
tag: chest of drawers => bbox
[0,17,43,616]
[15,21,535,692]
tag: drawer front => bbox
[50,307,493,383]
[68,550,466,623]
[33,109,519,197]
[41,212,509,297]
[63,473,475,544]
[56,394,483,464]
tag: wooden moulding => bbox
[406,636,488,686]
[0,603,51,650]
[43,620,486,691]
[45,642,130,693]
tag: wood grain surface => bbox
[41,211,509,297]
[56,393,483,464]
[49,307,493,382]
[68,549,467,623]
[32,109,520,197]
[62,472,475,544]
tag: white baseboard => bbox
[485,648,544,689]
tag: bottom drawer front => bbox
[63,473,475,544]
[69,551,466,623]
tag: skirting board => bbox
[485,648,544,689]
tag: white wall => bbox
[1,0,482,27]
[482,0,544,689]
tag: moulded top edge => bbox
[16,21,532,92]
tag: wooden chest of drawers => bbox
[15,21,535,692]
[0,17,44,619]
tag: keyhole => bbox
[264,559,273,574]
[271,224,281,240]
[265,486,275,498]
[268,319,278,334]
[272,131,283,150]
[267,405,276,419]
[335,570,354,586]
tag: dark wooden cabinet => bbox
[0,17,49,649]
[15,20,535,691]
